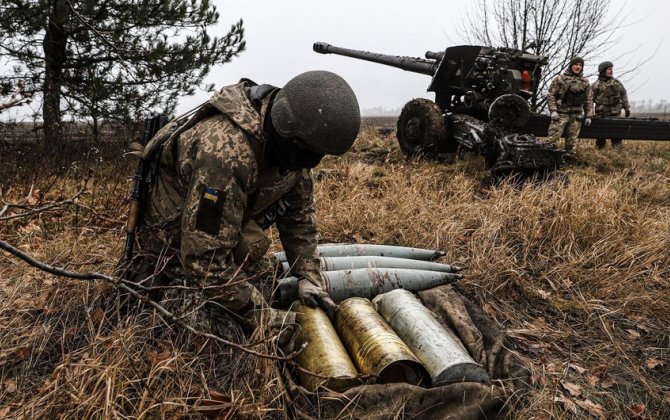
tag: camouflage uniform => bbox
[592,77,629,148]
[129,80,320,331]
[545,70,593,152]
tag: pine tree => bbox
[0,0,245,147]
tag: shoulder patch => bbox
[196,186,225,235]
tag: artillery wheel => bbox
[488,94,531,130]
[396,99,447,157]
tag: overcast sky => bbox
[179,0,667,114]
[1,0,667,120]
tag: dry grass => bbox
[1,127,669,418]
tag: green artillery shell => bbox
[282,256,459,274]
[324,268,461,303]
[293,303,359,392]
[274,244,445,263]
[275,268,461,308]
[374,289,491,386]
[335,298,427,385]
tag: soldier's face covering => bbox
[267,132,324,171]
[264,114,324,170]
[263,93,325,171]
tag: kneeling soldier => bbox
[125,71,360,336]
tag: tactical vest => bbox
[593,79,622,107]
[561,78,588,106]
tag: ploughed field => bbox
[0,121,669,418]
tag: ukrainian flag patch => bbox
[196,186,225,235]
[203,187,220,203]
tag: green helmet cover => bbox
[270,70,361,155]
[569,56,585,67]
[598,61,613,74]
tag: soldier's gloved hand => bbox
[298,279,336,320]
[550,111,559,121]
[584,118,592,127]
[625,109,631,117]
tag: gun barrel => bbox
[425,51,444,61]
[313,42,437,76]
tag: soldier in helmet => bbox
[592,61,630,148]
[545,57,594,155]
[125,71,360,337]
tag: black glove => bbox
[298,279,337,320]
[625,109,631,117]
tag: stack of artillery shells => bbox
[335,298,427,385]
[274,244,463,308]
[374,289,491,386]
[292,303,359,392]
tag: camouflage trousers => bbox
[545,113,582,152]
[595,110,623,149]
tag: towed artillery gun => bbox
[313,42,670,176]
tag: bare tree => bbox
[461,0,629,112]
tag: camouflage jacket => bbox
[546,70,593,117]
[592,77,629,116]
[137,81,321,287]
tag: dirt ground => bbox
[1,124,669,418]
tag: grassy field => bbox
[1,124,669,418]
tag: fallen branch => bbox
[0,238,299,362]
[0,179,89,222]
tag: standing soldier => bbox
[124,70,360,339]
[545,57,593,156]
[592,61,630,148]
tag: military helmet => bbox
[569,56,585,67]
[270,70,361,155]
[598,61,614,74]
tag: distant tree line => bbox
[629,100,669,114]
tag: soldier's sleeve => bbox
[546,77,559,113]
[619,80,630,110]
[275,170,322,287]
[591,81,599,114]
[178,118,256,283]
[584,80,594,118]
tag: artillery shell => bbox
[324,268,461,303]
[274,244,445,263]
[374,289,490,386]
[274,268,461,308]
[335,298,427,385]
[281,256,460,275]
[293,303,360,392]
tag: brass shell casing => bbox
[293,303,359,391]
[335,297,427,385]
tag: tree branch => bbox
[0,238,301,362]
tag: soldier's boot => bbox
[595,138,606,149]
[254,306,300,353]
[611,139,623,148]
[231,287,300,353]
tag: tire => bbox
[396,99,447,157]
